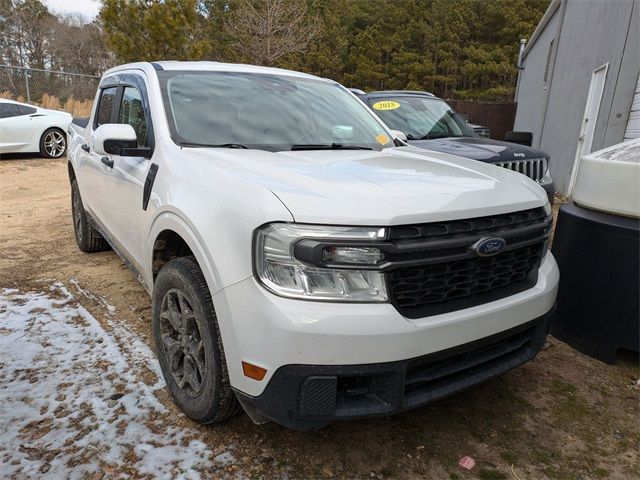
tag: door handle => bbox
[101,157,114,169]
[81,144,90,152]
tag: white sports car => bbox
[0,98,72,158]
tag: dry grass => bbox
[0,92,93,117]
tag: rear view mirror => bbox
[332,125,355,140]
[505,131,533,147]
[389,129,408,142]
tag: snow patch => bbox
[0,285,233,478]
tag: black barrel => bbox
[551,201,639,364]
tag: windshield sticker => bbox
[375,134,390,145]
[372,100,400,111]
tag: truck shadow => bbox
[0,152,49,161]
[208,342,637,478]
[218,367,540,474]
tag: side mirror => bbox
[93,124,151,157]
[389,129,408,142]
[504,131,533,147]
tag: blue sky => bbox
[43,0,102,21]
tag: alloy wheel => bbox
[159,289,207,397]
[44,130,66,157]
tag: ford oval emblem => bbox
[470,237,507,257]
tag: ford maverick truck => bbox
[67,61,559,430]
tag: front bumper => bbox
[213,252,558,402]
[235,306,555,430]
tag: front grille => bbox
[387,208,551,318]
[473,127,491,138]
[389,244,542,317]
[495,158,548,182]
[388,207,549,242]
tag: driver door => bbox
[98,77,156,272]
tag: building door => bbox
[568,63,609,195]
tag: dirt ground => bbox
[0,155,638,479]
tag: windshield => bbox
[368,96,473,140]
[158,71,394,151]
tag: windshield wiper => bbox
[179,142,249,149]
[290,143,374,151]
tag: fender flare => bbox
[147,210,223,295]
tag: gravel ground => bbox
[0,155,638,479]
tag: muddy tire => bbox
[71,179,109,253]
[40,128,67,158]
[152,256,241,424]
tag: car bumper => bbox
[235,305,555,430]
[213,253,559,424]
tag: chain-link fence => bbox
[0,65,100,117]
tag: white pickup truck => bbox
[67,61,559,430]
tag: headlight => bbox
[253,223,388,301]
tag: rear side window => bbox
[0,103,21,119]
[95,86,117,128]
[18,105,36,115]
[118,86,148,147]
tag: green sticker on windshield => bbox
[372,100,400,111]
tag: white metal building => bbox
[514,0,639,194]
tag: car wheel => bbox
[71,179,110,253]
[152,256,241,424]
[40,128,67,158]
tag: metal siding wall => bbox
[600,1,639,146]
[513,12,561,148]
[623,72,640,140]
[515,0,636,194]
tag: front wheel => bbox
[152,256,241,424]
[40,128,67,158]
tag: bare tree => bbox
[50,16,115,76]
[0,0,56,68]
[1,1,113,75]
[225,0,322,66]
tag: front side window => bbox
[95,86,117,128]
[369,96,473,140]
[0,103,21,119]
[158,71,394,151]
[118,86,148,147]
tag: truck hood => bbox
[188,146,547,225]
[408,136,548,163]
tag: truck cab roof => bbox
[103,61,327,83]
